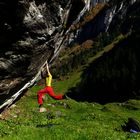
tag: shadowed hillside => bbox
[66,33,140,104]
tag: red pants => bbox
[37,86,63,105]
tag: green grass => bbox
[0,70,140,140]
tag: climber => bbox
[37,62,65,112]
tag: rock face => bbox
[0,0,139,109]
[0,0,70,109]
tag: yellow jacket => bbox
[45,72,52,86]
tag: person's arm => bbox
[45,62,52,86]
[46,62,51,75]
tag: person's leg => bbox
[46,86,63,100]
[37,88,47,105]
[37,88,49,112]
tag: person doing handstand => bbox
[37,63,64,112]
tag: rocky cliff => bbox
[0,0,70,109]
[0,0,139,110]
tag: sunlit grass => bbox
[0,72,140,140]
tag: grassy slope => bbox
[0,36,140,140]
[0,72,140,140]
